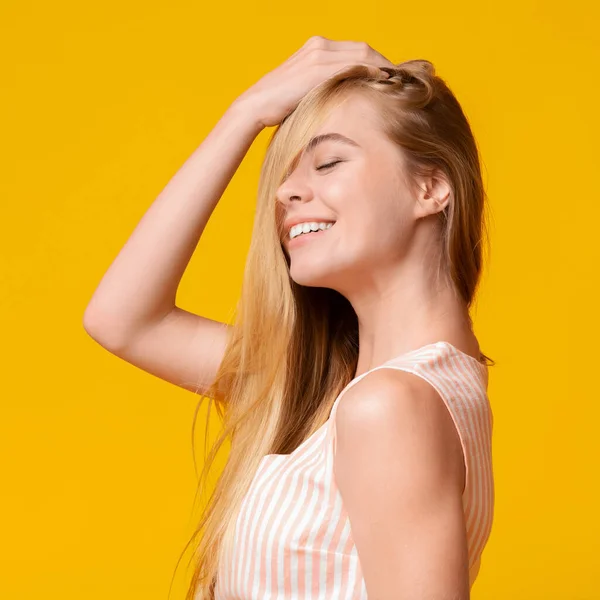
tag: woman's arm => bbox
[83,99,265,397]
[333,369,470,599]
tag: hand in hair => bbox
[235,35,395,128]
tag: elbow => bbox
[82,307,127,352]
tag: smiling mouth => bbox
[288,222,336,240]
[285,223,336,249]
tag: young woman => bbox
[84,36,495,600]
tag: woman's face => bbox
[276,93,419,294]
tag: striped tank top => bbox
[214,340,495,599]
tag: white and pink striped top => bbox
[214,340,495,599]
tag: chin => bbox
[289,266,334,288]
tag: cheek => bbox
[363,196,404,233]
[326,171,410,243]
[322,177,353,202]
[360,204,410,256]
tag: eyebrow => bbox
[304,132,361,154]
[282,133,360,182]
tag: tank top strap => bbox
[327,340,489,428]
[323,340,493,504]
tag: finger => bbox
[306,37,386,55]
[318,49,395,73]
[327,41,395,68]
[371,51,396,69]
[304,36,364,51]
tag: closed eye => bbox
[316,160,342,171]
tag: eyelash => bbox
[316,160,342,171]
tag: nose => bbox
[275,169,315,207]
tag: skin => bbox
[276,92,477,598]
[277,92,481,375]
[333,368,471,599]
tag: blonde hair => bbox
[169,59,495,600]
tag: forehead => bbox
[281,93,391,181]
[313,93,383,145]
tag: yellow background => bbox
[2,1,599,598]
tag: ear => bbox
[413,169,451,220]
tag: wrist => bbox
[228,94,267,132]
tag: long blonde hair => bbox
[170,59,495,600]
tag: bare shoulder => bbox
[334,367,466,494]
[332,367,470,598]
[336,367,444,426]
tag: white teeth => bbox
[289,221,334,239]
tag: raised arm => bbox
[83,99,264,398]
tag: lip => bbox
[287,223,335,249]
